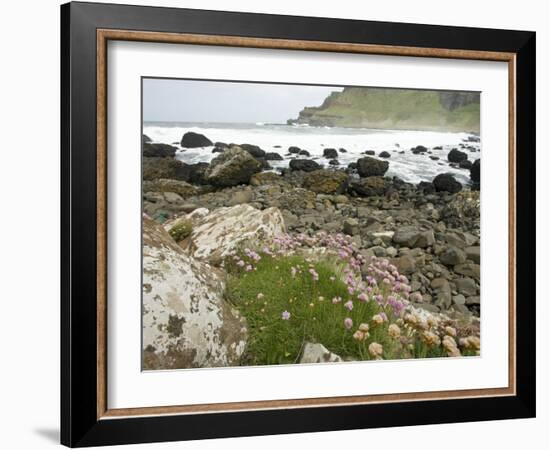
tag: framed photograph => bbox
[61,1,536,447]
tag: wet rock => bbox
[300,343,343,364]
[433,173,462,193]
[288,146,301,154]
[470,159,480,183]
[204,146,262,187]
[142,216,246,370]
[356,156,389,177]
[323,148,338,159]
[240,143,266,158]
[143,134,152,143]
[379,151,391,158]
[180,131,213,148]
[364,150,375,155]
[299,150,311,157]
[289,159,322,172]
[448,148,468,163]
[328,159,340,166]
[263,152,283,161]
[412,145,428,154]
[302,169,349,194]
[459,159,472,169]
[143,143,177,158]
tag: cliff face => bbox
[288,87,480,133]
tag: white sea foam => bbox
[143,122,480,184]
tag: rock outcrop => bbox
[205,146,262,187]
[142,216,247,370]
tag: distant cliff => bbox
[288,87,480,133]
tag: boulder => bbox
[349,176,387,197]
[142,179,198,198]
[448,148,468,162]
[470,159,480,183]
[393,226,434,248]
[143,134,152,143]
[440,246,467,266]
[299,150,311,157]
[142,217,247,370]
[265,152,283,160]
[328,159,340,166]
[459,160,473,169]
[180,131,213,148]
[323,148,338,159]
[343,218,360,236]
[465,246,480,264]
[240,143,266,158]
[356,156,389,177]
[182,204,285,264]
[455,277,478,296]
[379,151,391,158]
[433,173,462,193]
[392,254,416,275]
[142,157,189,181]
[300,343,343,364]
[204,146,262,187]
[302,169,348,194]
[288,146,301,154]
[412,145,428,154]
[250,172,284,186]
[289,159,321,172]
[143,143,177,158]
[364,150,376,155]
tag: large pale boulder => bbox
[142,216,247,370]
[182,204,285,264]
[299,343,343,364]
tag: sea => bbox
[143,122,480,185]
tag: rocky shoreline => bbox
[142,131,481,369]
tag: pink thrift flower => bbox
[344,317,353,330]
[281,310,291,320]
[344,300,354,311]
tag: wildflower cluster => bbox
[225,232,480,364]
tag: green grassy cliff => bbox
[288,87,480,133]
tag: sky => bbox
[142,78,342,123]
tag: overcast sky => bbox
[143,78,342,123]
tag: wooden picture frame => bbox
[61,1,536,447]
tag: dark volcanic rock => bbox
[470,159,480,183]
[143,143,177,158]
[299,150,311,157]
[180,131,213,148]
[288,146,301,154]
[412,145,428,154]
[204,146,262,187]
[289,159,322,172]
[349,176,387,197]
[356,156,389,177]
[364,150,376,155]
[143,157,189,181]
[323,148,338,159]
[433,173,462,193]
[328,159,340,166]
[448,148,468,163]
[379,151,391,158]
[265,152,283,161]
[339,148,347,153]
[430,156,440,160]
[240,143,266,158]
[143,134,152,143]
[459,159,473,169]
[417,181,435,194]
